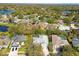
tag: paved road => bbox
[41,44,49,56]
[8,47,18,56]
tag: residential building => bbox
[58,24,70,31]
[47,24,58,30]
[11,34,26,46]
[0,35,10,49]
[72,36,79,47]
[52,35,69,54]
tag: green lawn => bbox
[0,22,15,27]
[0,47,10,56]
[18,45,26,55]
[0,41,11,56]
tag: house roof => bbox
[72,37,79,47]
[47,24,58,30]
[12,35,26,42]
[52,35,68,45]
[12,42,19,47]
[0,39,10,46]
[33,35,48,45]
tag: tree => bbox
[18,14,23,19]
[25,44,43,56]
[46,29,62,35]
[17,23,33,35]
[34,28,46,35]
[25,35,43,56]
[63,17,72,25]
[47,18,55,24]
[8,23,34,35]
[61,45,79,56]
[8,25,18,38]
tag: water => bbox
[0,26,8,32]
[0,9,15,15]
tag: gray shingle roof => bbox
[12,42,19,47]
[12,35,26,42]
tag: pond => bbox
[0,26,8,32]
[0,9,15,15]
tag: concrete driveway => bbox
[8,47,18,56]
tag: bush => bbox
[34,28,46,35]
[46,29,62,35]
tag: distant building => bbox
[72,37,79,47]
[0,35,10,49]
[13,18,22,23]
[47,24,58,30]
[38,22,48,30]
[70,22,79,29]
[58,24,70,31]
[0,15,9,23]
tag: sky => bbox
[0,0,79,3]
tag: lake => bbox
[0,9,15,15]
[0,26,8,32]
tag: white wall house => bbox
[70,24,79,29]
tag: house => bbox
[57,20,64,25]
[0,15,9,23]
[11,34,26,46]
[0,35,10,49]
[12,42,19,48]
[52,35,69,54]
[58,24,70,31]
[70,22,79,29]
[38,22,48,30]
[33,35,49,56]
[14,18,30,24]
[70,29,79,47]
[13,19,22,23]
[46,24,58,30]
[72,36,79,47]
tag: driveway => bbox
[8,47,18,56]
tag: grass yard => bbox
[18,45,26,55]
[0,22,15,27]
[0,47,10,56]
